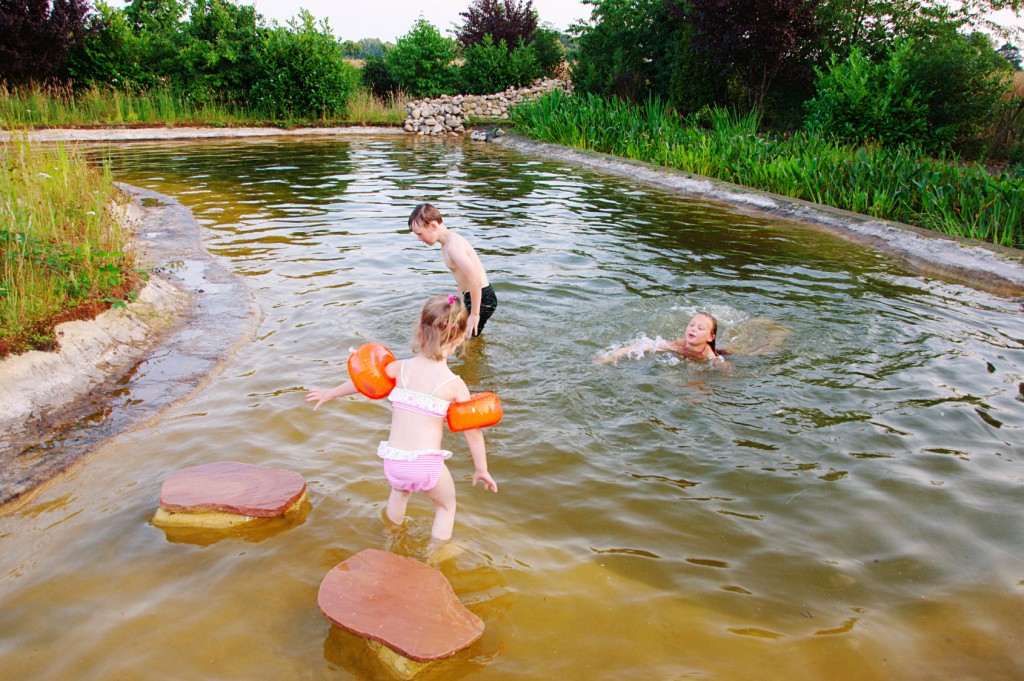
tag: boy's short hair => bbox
[409,203,443,228]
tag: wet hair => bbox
[413,294,469,359]
[408,203,443,229]
[694,312,718,355]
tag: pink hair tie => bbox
[447,294,458,305]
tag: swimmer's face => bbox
[685,314,716,346]
[411,220,440,245]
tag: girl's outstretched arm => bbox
[595,339,674,364]
[305,379,357,410]
[463,428,497,492]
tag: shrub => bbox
[361,55,399,100]
[530,25,565,78]
[460,35,540,94]
[249,11,358,118]
[386,18,458,98]
[804,41,930,149]
[905,29,1012,155]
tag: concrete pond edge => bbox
[0,184,261,510]
[491,133,1024,298]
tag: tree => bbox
[171,0,263,103]
[455,0,537,49]
[0,0,94,84]
[570,0,685,101]
[386,17,458,97]
[249,10,358,118]
[681,0,822,114]
[998,41,1022,69]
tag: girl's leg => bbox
[424,465,457,541]
[386,487,412,527]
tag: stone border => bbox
[403,79,571,136]
[491,133,1024,298]
[0,184,260,509]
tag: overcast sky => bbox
[104,0,1020,47]
[196,0,591,42]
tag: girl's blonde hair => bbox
[413,294,468,359]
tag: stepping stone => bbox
[318,549,484,678]
[153,461,307,529]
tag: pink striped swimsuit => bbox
[378,363,455,492]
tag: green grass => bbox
[512,90,1024,250]
[0,83,406,129]
[1,139,138,357]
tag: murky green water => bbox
[2,135,1023,680]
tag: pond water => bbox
[2,135,1023,680]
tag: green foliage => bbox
[341,37,389,59]
[906,29,1012,154]
[530,25,565,77]
[570,0,683,102]
[460,35,540,94]
[1,141,134,356]
[249,11,358,119]
[66,2,151,89]
[512,90,1024,248]
[361,55,399,100]
[386,18,458,98]
[169,0,263,105]
[804,41,930,149]
[805,32,1012,154]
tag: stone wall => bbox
[403,78,572,137]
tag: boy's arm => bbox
[305,379,358,410]
[447,240,485,336]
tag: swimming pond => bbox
[1,135,1022,680]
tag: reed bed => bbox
[512,91,1024,249]
[0,140,136,356]
[0,83,405,129]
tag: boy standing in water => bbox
[408,203,497,337]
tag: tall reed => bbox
[1,140,135,356]
[512,91,1024,249]
[0,83,406,128]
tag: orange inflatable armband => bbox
[447,392,503,432]
[347,342,397,399]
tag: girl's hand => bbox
[305,389,333,411]
[472,469,498,493]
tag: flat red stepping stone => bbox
[158,461,306,517]
[318,549,484,662]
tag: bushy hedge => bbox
[384,18,458,98]
[460,35,539,94]
[249,11,357,118]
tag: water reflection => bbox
[0,135,1021,680]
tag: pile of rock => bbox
[403,78,572,137]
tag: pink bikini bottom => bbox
[377,442,451,492]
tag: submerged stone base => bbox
[153,461,308,529]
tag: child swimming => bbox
[597,312,726,364]
[305,294,498,541]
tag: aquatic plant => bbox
[512,90,1024,249]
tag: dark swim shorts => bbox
[463,285,498,336]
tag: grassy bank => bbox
[0,84,406,129]
[0,140,138,357]
[512,91,1024,250]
